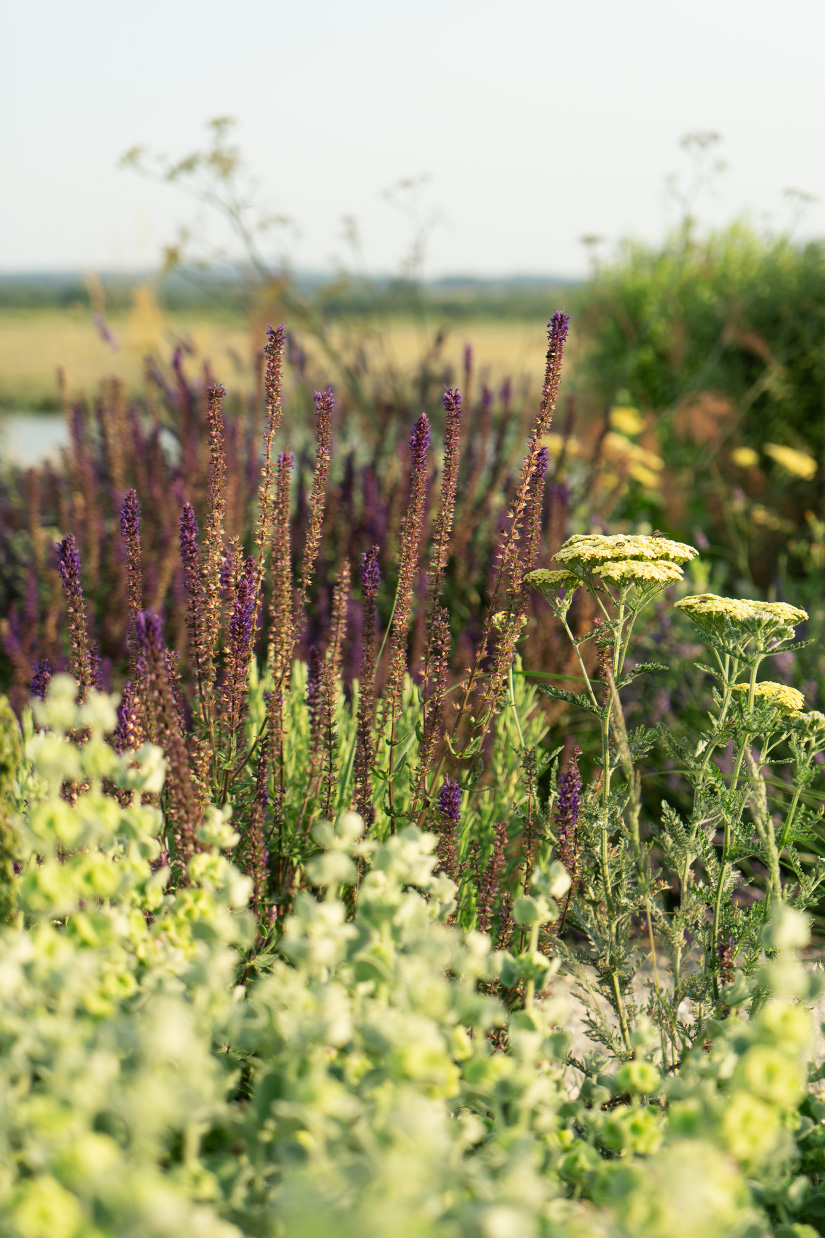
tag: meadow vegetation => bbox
[2,217,825,1234]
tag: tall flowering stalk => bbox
[384,414,431,824]
[554,746,582,930]
[520,445,549,588]
[436,776,461,883]
[120,489,143,680]
[328,558,351,686]
[423,314,570,821]
[428,389,463,600]
[354,547,380,825]
[55,534,100,701]
[475,820,509,938]
[220,556,257,790]
[135,609,200,870]
[319,657,338,821]
[239,742,271,923]
[249,325,286,658]
[297,388,334,622]
[267,451,295,804]
[415,604,451,800]
[113,679,141,754]
[268,451,295,683]
[412,390,463,813]
[201,383,228,699]
[179,502,209,719]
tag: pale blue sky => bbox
[2,0,824,276]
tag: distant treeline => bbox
[0,269,579,320]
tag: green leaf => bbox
[614,662,668,689]
[536,684,601,716]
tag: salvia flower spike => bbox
[55,533,100,700]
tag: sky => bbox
[2,0,824,278]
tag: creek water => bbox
[0,413,181,469]
[1,412,68,468]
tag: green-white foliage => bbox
[245,654,547,910]
[3,683,825,1237]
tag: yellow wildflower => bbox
[596,559,684,585]
[603,432,664,470]
[730,681,806,717]
[627,463,662,490]
[609,405,645,436]
[675,594,807,628]
[749,504,795,533]
[491,610,529,633]
[763,443,817,481]
[730,446,760,469]
[555,533,698,567]
[523,569,581,599]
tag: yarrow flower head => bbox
[675,594,808,629]
[730,681,806,717]
[524,569,581,612]
[596,559,684,585]
[554,533,699,568]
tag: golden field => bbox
[0,290,552,410]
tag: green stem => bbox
[711,732,749,998]
[560,617,600,710]
[524,921,540,1010]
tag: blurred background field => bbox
[0,297,552,413]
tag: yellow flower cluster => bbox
[675,594,808,628]
[522,569,581,601]
[555,533,698,567]
[730,681,806,717]
[763,443,817,481]
[596,559,684,585]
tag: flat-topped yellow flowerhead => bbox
[596,559,684,585]
[730,681,806,717]
[554,533,699,568]
[523,568,580,596]
[675,594,808,628]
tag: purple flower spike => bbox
[113,679,139,753]
[361,545,381,599]
[229,557,257,665]
[179,502,200,572]
[438,776,462,823]
[442,387,463,416]
[135,609,163,650]
[409,412,431,454]
[55,533,100,699]
[535,445,549,478]
[555,746,582,877]
[120,488,141,544]
[56,535,82,592]
[30,658,52,701]
[548,310,571,342]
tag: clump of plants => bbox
[3,681,825,1237]
[4,311,825,1235]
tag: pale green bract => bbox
[1,682,824,1237]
